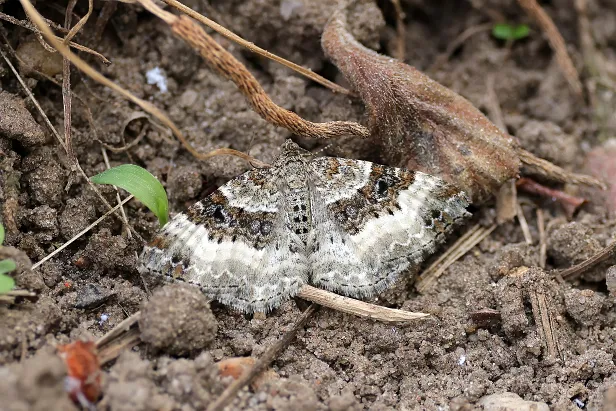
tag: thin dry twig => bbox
[517,149,606,189]
[166,12,370,140]
[297,285,428,322]
[485,72,518,224]
[18,0,269,167]
[0,11,110,64]
[31,195,134,270]
[96,311,141,348]
[63,0,77,163]
[516,0,583,96]
[555,241,616,280]
[516,177,587,218]
[516,202,533,244]
[96,311,142,365]
[97,328,141,365]
[416,223,497,293]
[161,0,353,96]
[537,208,547,268]
[63,0,93,44]
[93,0,117,42]
[206,304,318,411]
[101,148,134,239]
[0,289,38,305]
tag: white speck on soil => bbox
[146,67,168,93]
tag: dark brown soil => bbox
[1,0,616,410]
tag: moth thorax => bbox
[287,188,312,243]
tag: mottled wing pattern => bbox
[138,168,308,313]
[307,157,470,298]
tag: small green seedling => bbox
[0,223,16,294]
[492,23,530,41]
[91,164,169,227]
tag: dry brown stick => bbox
[168,13,370,140]
[556,241,616,280]
[529,289,561,361]
[0,289,37,304]
[517,148,606,189]
[31,195,134,270]
[161,0,353,96]
[96,311,141,348]
[516,202,533,244]
[416,224,497,293]
[0,11,110,64]
[18,0,268,167]
[516,0,583,96]
[63,0,77,163]
[96,311,141,365]
[206,304,318,411]
[390,0,405,61]
[97,327,141,365]
[297,285,428,322]
[93,0,117,42]
[537,208,547,269]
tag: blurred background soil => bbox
[1,0,616,409]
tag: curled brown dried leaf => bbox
[322,10,520,204]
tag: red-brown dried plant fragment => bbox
[321,10,520,204]
[57,340,102,408]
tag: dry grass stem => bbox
[537,208,547,268]
[206,305,318,411]
[31,195,134,270]
[516,202,533,244]
[417,224,497,293]
[0,11,110,64]
[96,311,141,348]
[518,148,606,189]
[168,14,369,140]
[101,147,136,240]
[0,290,38,305]
[19,0,268,167]
[62,0,77,163]
[96,311,141,365]
[556,241,616,280]
[297,285,429,322]
[517,0,583,96]
[97,328,141,365]
[63,0,93,44]
[161,0,353,96]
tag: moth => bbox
[139,140,470,313]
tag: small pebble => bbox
[0,91,46,147]
[478,392,549,411]
[74,283,115,309]
[139,284,217,355]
